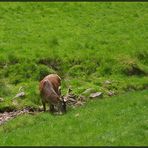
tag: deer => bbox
[39,74,66,114]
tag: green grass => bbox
[0,2,148,110]
[0,90,147,146]
[0,2,148,145]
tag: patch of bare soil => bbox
[0,91,85,125]
[0,107,43,125]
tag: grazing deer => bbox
[39,74,66,114]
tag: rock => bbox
[38,105,44,112]
[108,91,115,96]
[14,92,25,99]
[69,93,77,99]
[75,113,80,117]
[64,93,77,102]
[66,98,77,107]
[0,98,4,102]
[82,88,94,95]
[78,95,85,101]
[75,101,84,106]
[29,107,35,112]
[89,92,103,99]
[68,98,77,102]
[67,102,74,106]
[104,80,111,84]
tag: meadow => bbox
[0,2,148,146]
[0,90,147,146]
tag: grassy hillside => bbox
[0,2,148,146]
[0,90,147,146]
[0,2,148,110]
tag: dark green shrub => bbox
[135,50,148,64]
[120,60,147,76]
[0,80,12,97]
[4,63,36,84]
[0,55,8,68]
[38,57,62,71]
[116,55,148,76]
[37,64,55,81]
[8,53,20,65]
[67,65,86,77]
[97,63,112,76]
[82,61,98,75]
[4,62,56,84]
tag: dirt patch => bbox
[0,107,43,125]
[64,89,86,107]
[0,92,85,125]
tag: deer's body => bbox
[39,74,66,113]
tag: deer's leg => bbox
[49,104,55,113]
[57,102,63,115]
[42,100,46,112]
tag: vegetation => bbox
[0,90,148,146]
[0,2,148,146]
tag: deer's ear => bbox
[43,80,49,86]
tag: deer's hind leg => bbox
[57,101,63,115]
[49,104,55,113]
[42,100,46,112]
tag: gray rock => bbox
[14,92,25,99]
[0,98,4,102]
[78,95,85,101]
[104,80,111,84]
[89,92,103,99]
[38,105,43,110]
[75,101,84,106]
[67,97,77,103]
[75,113,80,117]
[82,88,94,95]
[108,91,115,96]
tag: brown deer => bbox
[39,74,66,114]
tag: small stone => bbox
[14,92,25,99]
[89,92,103,99]
[38,106,43,111]
[75,113,79,117]
[82,88,94,95]
[75,101,83,106]
[104,80,111,84]
[0,98,4,102]
[78,95,85,101]
[108,91,115,96]
[25,107,35,112]
[68,98,77,102]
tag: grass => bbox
[0,2,148,111]
[0,90,147,146]
[0,2,148,145]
